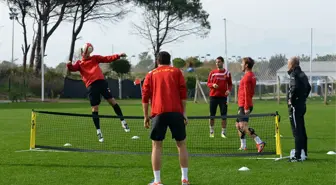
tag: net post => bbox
[193,76,199,103]
[30,110,37,150]
[275,111,283,158]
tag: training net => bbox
[30,110,281,157]
[194,81,210,104]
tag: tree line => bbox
[3,0,210,74]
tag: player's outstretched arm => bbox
[94,53,127,63]
[66,61,80,72]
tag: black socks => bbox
[92,111,100,129]
[112,103,124,121]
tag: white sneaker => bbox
[97,133,104,142]
[121,120,130,132]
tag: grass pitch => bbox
[0,98,335,185]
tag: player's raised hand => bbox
[65,61,72,76]
[144,116,150,129]
[119,53,127,58]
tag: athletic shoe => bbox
[221,133,227,138]
[121,120,130,132]
[288,157,303,162]
[257,142,266,153]
[182,179,190,185]
[97,133,104,142]
[209,132,214,138]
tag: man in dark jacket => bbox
[287,57,311,162]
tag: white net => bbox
[193,80,209,104]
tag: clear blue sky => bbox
[0,0,335,67]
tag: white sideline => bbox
[15,148,69,153]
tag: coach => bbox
[287,57,311,162]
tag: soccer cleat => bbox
[121,120,130,132]
[97,133,104,142]
[256,142,266,153]
[221,133,227,138]
[182,179,190,185]
[209,132,214,138]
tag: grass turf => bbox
[0,99,335,185]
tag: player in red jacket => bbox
[66,43,130,143]
[207,56,232,138]
[236,57,265,153]
[142,51,190,185]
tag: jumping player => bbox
[207,56,232,138]
[66,43,130,143]
[235,57,265,152]
[142,51,190,185]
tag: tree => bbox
[67,0,128,61]
[6,0,33,71]
[133,51,153,72]
[29,0,68,73]
[109,58,131,77]
[299,54,310,61]
[314,54,336,61]
[268,54,287,76]
[54,62,66,74]
[132,0,210,60]
[185,57,203,68]
[172,58,185,68]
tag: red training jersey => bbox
[207,68,233,97]
[66,54,120,87]
[238,71,257,110]
[142,65,187,117]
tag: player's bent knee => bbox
[176,140,186,148]
[248,127,255,135]
[92,106,99,112]
[107,98,117,105]
[235,123,240,130]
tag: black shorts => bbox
[209,96,228,120]
[150,112,186,141]
[236,106,253,123]
[87,80,113,106]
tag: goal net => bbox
[193,79,209,104]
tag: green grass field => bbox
[0,99,335,185]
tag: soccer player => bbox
[207,56,232,138]
[142,51,190,185]
[235,57,265,152]
[287,57,311,162]
[66,43,130,143]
